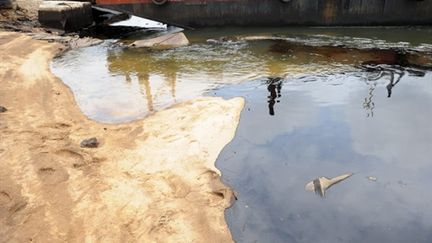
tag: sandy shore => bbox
[0,32,244,242]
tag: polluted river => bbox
[52,27,432,243]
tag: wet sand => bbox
[0,32,244,242]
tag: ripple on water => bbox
[53,27,432,123]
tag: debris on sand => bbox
[305,173,353,197]
[29,33,103,49]
[367,176,377,182]
[80,137,99,148]
[130,32,189,49]
[0,106,7,113]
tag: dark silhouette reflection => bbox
[364,66,405,98]
[385,67,426,97]
[386,69,404,98]
[360,64,428,117]
[362,82,376,118]
[362,64,427,99]
[266,77,283,116]
[103,38,431,121]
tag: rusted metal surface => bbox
[95,0,432,27]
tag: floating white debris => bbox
[305,173,353,197]
[111,16,166,29]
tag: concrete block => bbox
[38,1,93,32]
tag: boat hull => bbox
[96,0,432,27]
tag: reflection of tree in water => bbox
[362,64,426,117]
[367,66,405,98]
[362,81,376,118]
[266,77,283,116]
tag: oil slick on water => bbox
[52,27,432,243]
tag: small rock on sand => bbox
[0,106,7,113]
[130,32,189,49]
[80,137,99,148]
[367,176,377,181]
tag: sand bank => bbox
[0,32,244,242]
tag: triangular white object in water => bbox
[305,173,353,197]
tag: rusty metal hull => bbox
[95,0,432,27]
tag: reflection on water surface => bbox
[214,69,432,243]
[52,27,431,123]
[52,27,432,242]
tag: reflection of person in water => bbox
[386,69,404,98]
[267,77,283,116]
[363,64,427,99]
[386,67,426,97]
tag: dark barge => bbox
[95,0,432,27]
